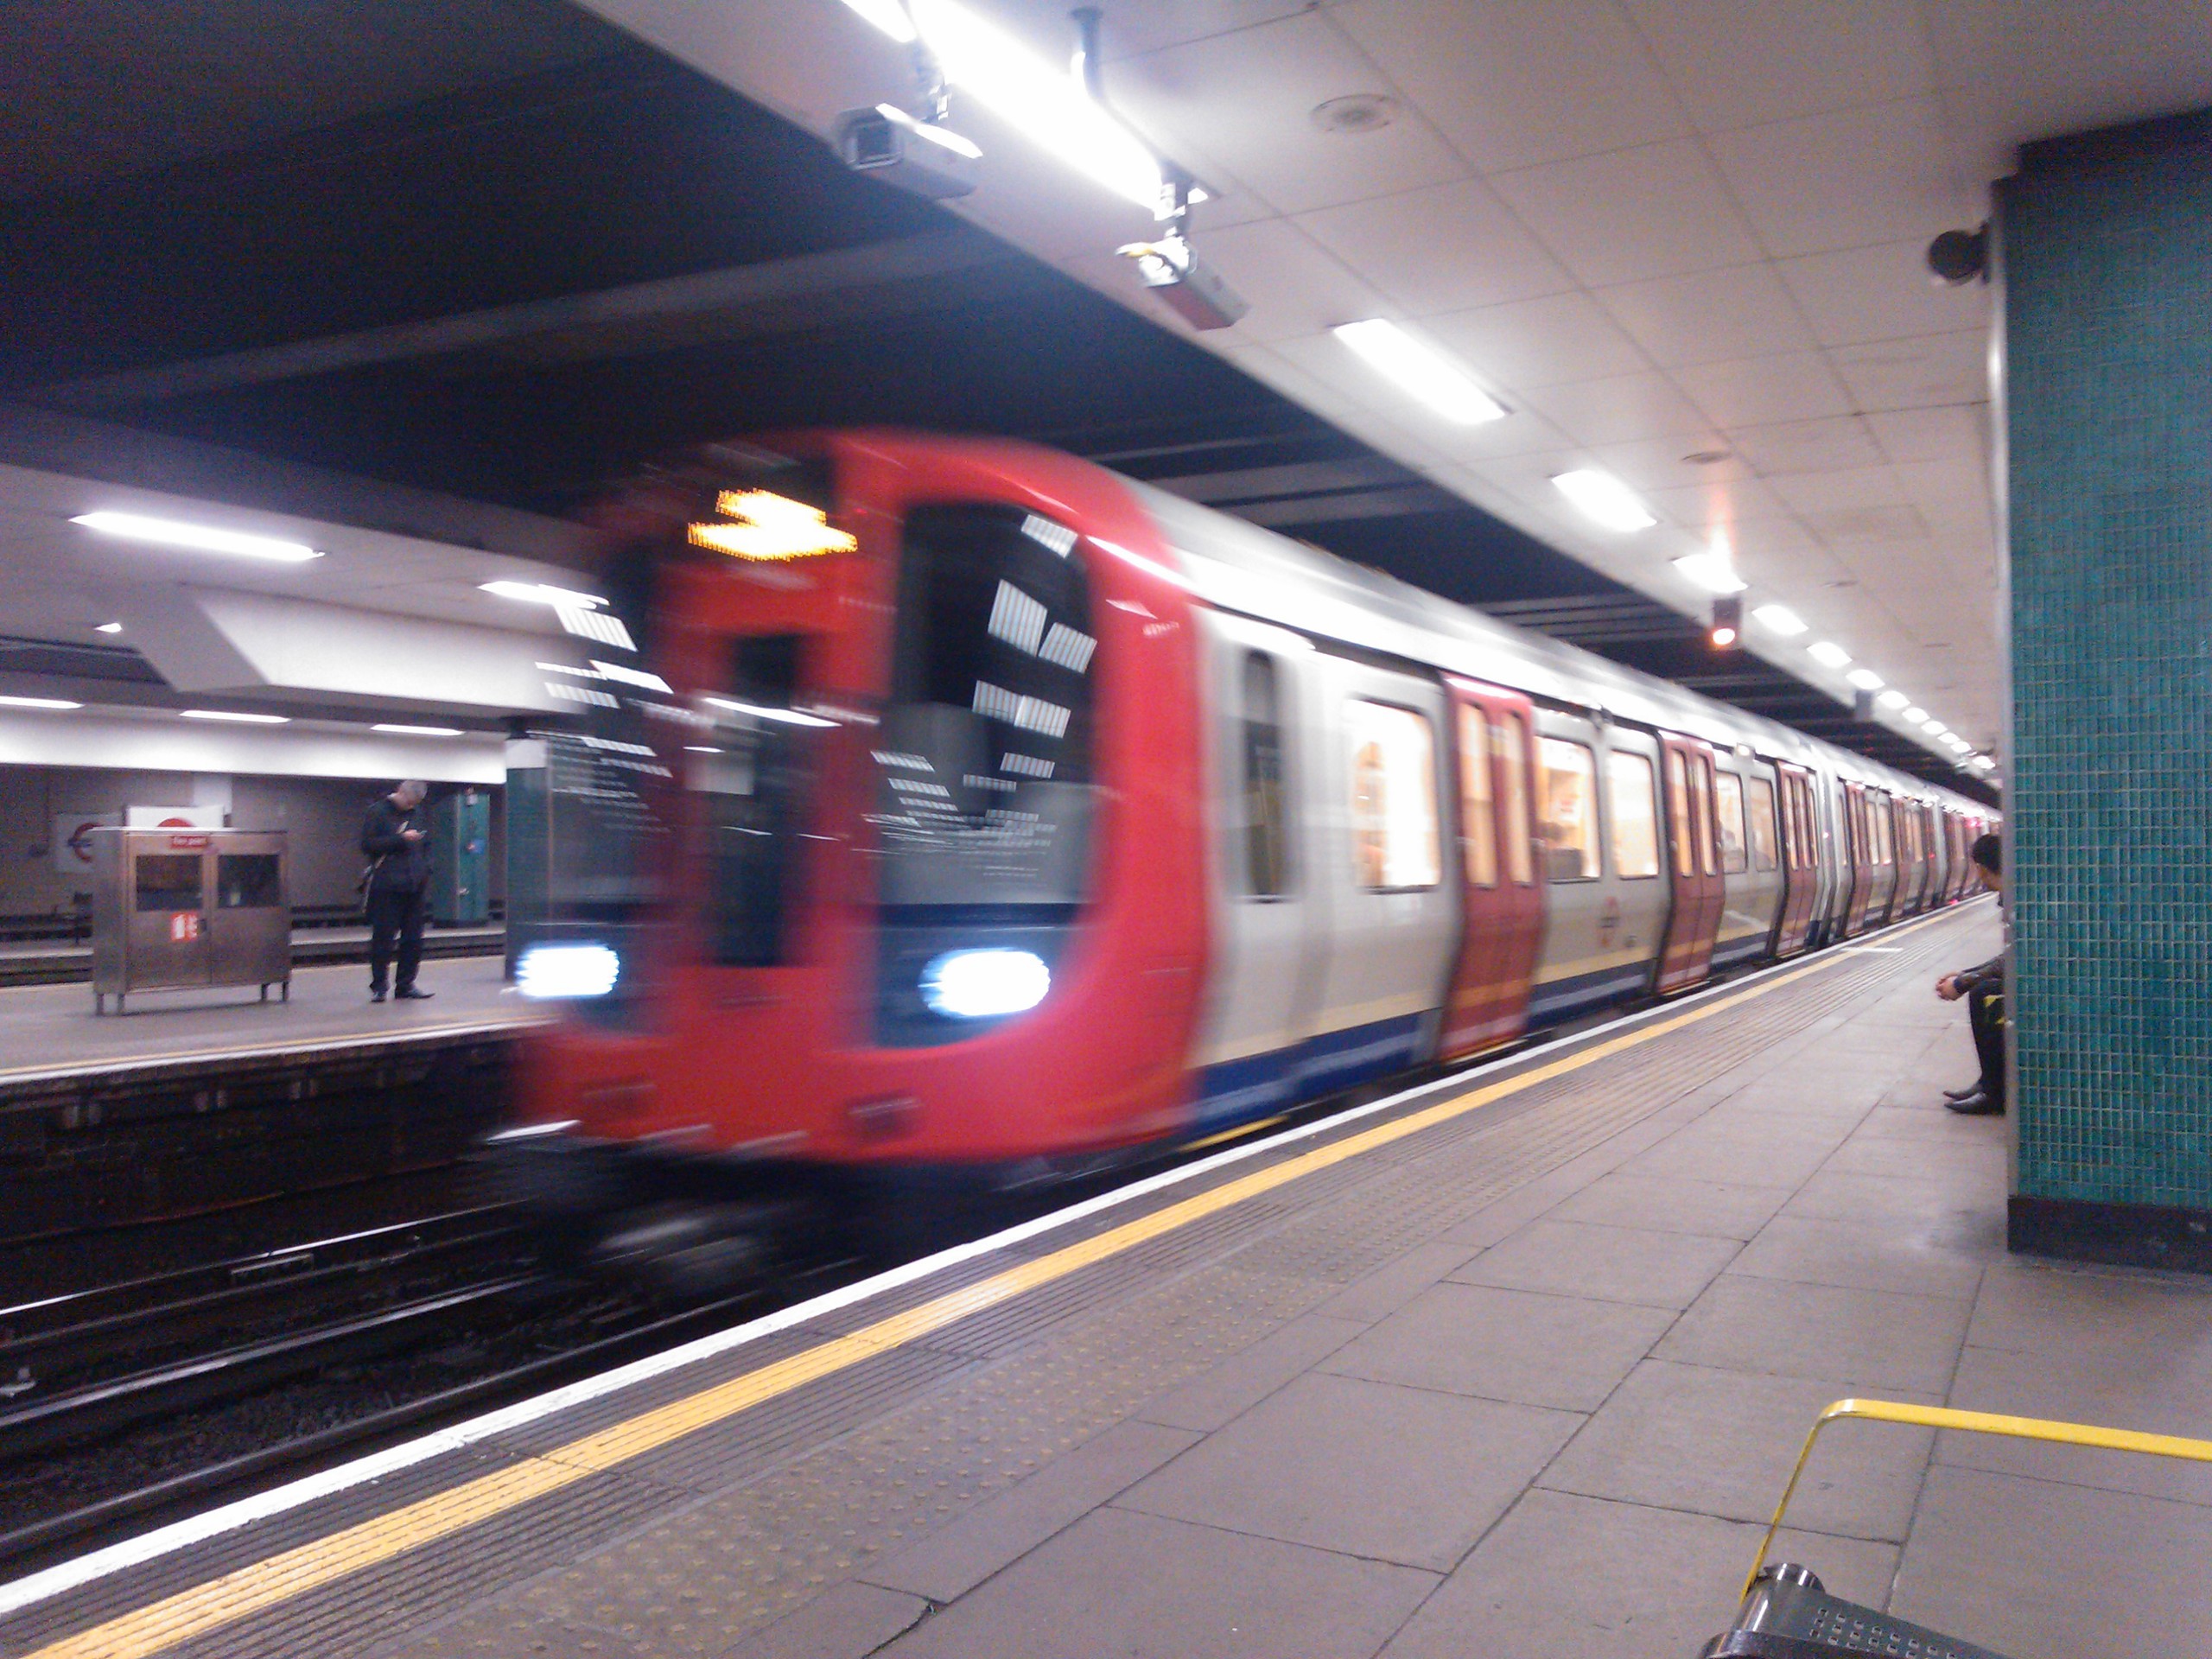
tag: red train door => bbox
[1439,680,1543,1058]
[1840,783,1876,936]
[1654,733,1725,995]
[1770,762,1817,956]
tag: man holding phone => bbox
[361,779,435,1003]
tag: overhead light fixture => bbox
[373,723,464,737]
[94,621,124,634]
[1751,604,1808,636]
[838,0,1164,209]
[1923,719,1948,735]
[480,580,607,610]
[1877,690,1910,710]
[1845,668,1885,690]
[1673,551,1748,594]
[1808,640,1853,668]
[70,511,321,563]
[702,696,838,729]
[1549,469,1656,532]
[1903,705,1929,722]
[687,491,859,562]
[180,709,289,724]
[0,694,81,710]
[1334,321,1506,423]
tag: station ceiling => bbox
[17,3,2195,800]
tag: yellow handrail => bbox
[1745,1397,2212,1598]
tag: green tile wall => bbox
[2002,130,2212,1211]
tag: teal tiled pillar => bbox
[2000,112,2212,1268]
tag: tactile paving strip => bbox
[3,907,1991,1659]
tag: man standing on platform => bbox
[362,779,435,1003]
[1937,833,2005,1114]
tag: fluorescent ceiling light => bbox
[0,694,81,710]
[1877,690,1910,710]
[1845,668,1885,690]
[1332,321,1506,424]
[1549,469,1656,532]
[1807,640,1853,668]
[1671,551,1747,594]
[841,0,1162,209]
[180,709,289,724]
[702,696,838,729]
[1751,604,1807,636]
[95,621,124,634]
[1923,719,1948,735]
[373,723,464,737]
[480,580,607,610]
[70,511,321,563]
[1903,705,1928,722]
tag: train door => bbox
[1948,812,1971,900]
[1654,732,1725,995]
[1768,764,1815,957]
[1188,613,1330,1129]
[1867,793,1900,926]
[1439,678,1543,1059]
[1911,804,1937,912]
[1712,757,1783,968]
[1304,651,1459,1090]
[1529,710,1661,1020]
[1840,782,1875,937]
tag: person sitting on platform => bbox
[1936,833,2005,1115]
[361,779,435,1004]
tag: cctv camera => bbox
[832,105,978,201]
[1118,235,1249,331]
[1926,226,1988,286]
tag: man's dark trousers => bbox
[1967,988,2006,1108]
[368,886,428,996]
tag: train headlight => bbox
[918,949,1050,1019]
[517,942,622,999]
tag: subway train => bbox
[497,431,1993,1252]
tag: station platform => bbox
[0,926,505,990]
[5,899,2206,1659]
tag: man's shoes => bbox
[1945,1090,2005,1116]
[1942,1083,1982,1102]
[393,987,434,1001]
[370,988,386,1004]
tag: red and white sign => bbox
[51,813,119,874]
[168,912,202,942]
[167,834,212,850]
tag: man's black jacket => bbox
[361,797,431,893]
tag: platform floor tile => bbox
[1450,1217,1742,1309]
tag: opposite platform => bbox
[6,899,2204,1659]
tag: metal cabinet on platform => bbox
[91,829,291,1013]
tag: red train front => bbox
[501,431,1211,1246]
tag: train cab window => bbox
[696,632,815,967]
[1456,705,1497,889]
[1539,737,1600,881]
[1605,750,1660,879]
[1746,777,1780,873]
[1349,700,1441,891]
[1501,713,1535,886]
[1241,652,1290,897]
[1713,771,1750,875]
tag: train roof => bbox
[1125,478,1988,818]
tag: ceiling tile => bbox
[1295,177,1576,315]
[1865,404,1988,467]
[1829,330,1989,411]
[1118,9,1469,215]
[1643,477,1800,533]
[1726,415,1887,476]
[1516,371,1713,448]
[1332,0,1688,173]
[1621,0,1934,130]
[1421,290,1650,389]
[1584,433,1753,499]
[1672,351,1854,427]
[1777,239,1993,346]
[1488,141,1764,287]
[1096,1,1319,58]
[1707,98,1969,257]
[1772,466,1912,517]
[1592,262,1816,366]
[1174,218,1391,341]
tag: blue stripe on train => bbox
[1527,962,1654,1025]
[1192,1012,1429,1133]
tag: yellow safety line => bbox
[27,906,1967,1659]
[1745,1396,2212,1598]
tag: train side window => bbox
[1875,799,1894,866]
[1456,704,1497,889]
[1538,737,1600,881]
[1666,749,1694,878]
[1713,771,1749,874]
[1241,652,1290,898]
[1349,700,1441,891]
[1691,756,1718,875]
[1605,750,1660,879]
[1746,777,1779,873]
[1500,713,1535,886]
